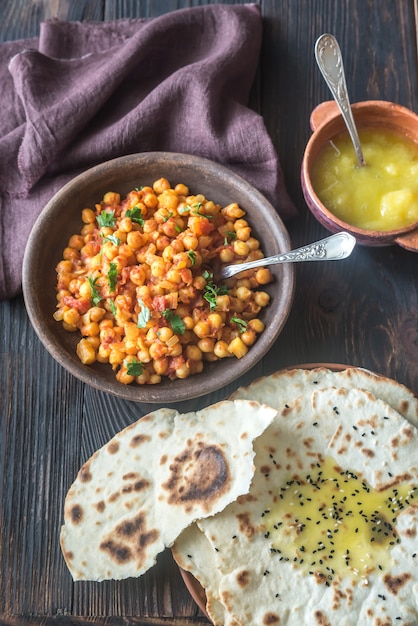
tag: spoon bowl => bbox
[315,33,366,168]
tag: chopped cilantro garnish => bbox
[162,211,174,222]
[126,206,145,226]
[108,262,118,292]
[97,210,116,228]
[231,316,248,333]
[103,234,121,246]
[187,250,197,265]
[88,275,101,305]
[137,298,151,328]
[109,299,117,316]
[202,270,229,310]
[224,231,236,245]
[193,202,213,218]
[125,358,144,376]
[162,309,186,335]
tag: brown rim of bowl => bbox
[22,152,295,403]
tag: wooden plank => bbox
[0,1,418,624]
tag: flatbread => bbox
[60,399,276,581]
[194,387,418,625]
[231,366,418,427]
[173,369,418,625]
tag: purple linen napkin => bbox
[0,4,296,301]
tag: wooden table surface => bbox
[1,1,418,625]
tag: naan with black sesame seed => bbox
[60,399,276,582]
[174,372,418,625]
[231,366,418,427]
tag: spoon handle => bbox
[315,34,366,167]
[219,232,356,280]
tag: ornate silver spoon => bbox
[315,33,366,167]
[218,231,356,280]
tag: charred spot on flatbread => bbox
[107,441,119,454]
[130,433,151,447]
[383,572,412,595]
[68,504,83,524]
[314,610,331,626]
[262,612,281,625]
[99,539,133,564]
[78,464,92,482]
[99,512,160,567]
[163,443,230,512]
[236,569,250,587]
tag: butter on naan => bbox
[173,368,418,625]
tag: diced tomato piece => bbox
[152,293,178,312]
[61,296,91,314]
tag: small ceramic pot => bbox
[301,100,418,251]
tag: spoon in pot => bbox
[315,33,366,167]
[217,231,356,280]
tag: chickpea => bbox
[233,240,250,256]
[62,308,80,327]
[246,237,260,251]
[185,345,203,361]
[182,234,198,250]
[85,336,101,350]
[248,318,265,333]
[173,183,188,196]
[82,208,96,223]
[76,338,96,364]
[254,268,272,285]
[68,234,85,249]
[153,357,169,375]
[193,320,211,338]
[127,230,145,250]
[149,342,168,360]
[228,336,248,359]
[208,313,223,332]
[109,349,126,368]
[222,202,245,219]
[118,217,133,233]
[81,223,95,236]
[157,326,174,343]
[236,286,252,301]
[116,368,135,385]
[63,247,79,261]
[175,363,191,379]
[254,291,271,307]
[153,177,171,194]
[97,344,111,362]
[214,340,231,359]
[219,248,235,263]
[197,337,215,353]
[103,191,120,205]
[240,328,256,346]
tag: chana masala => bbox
[54,178,273,385]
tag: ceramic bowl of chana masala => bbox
[22,152,295,402]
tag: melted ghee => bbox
[311,128,418,231]
[263,457,417,583]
